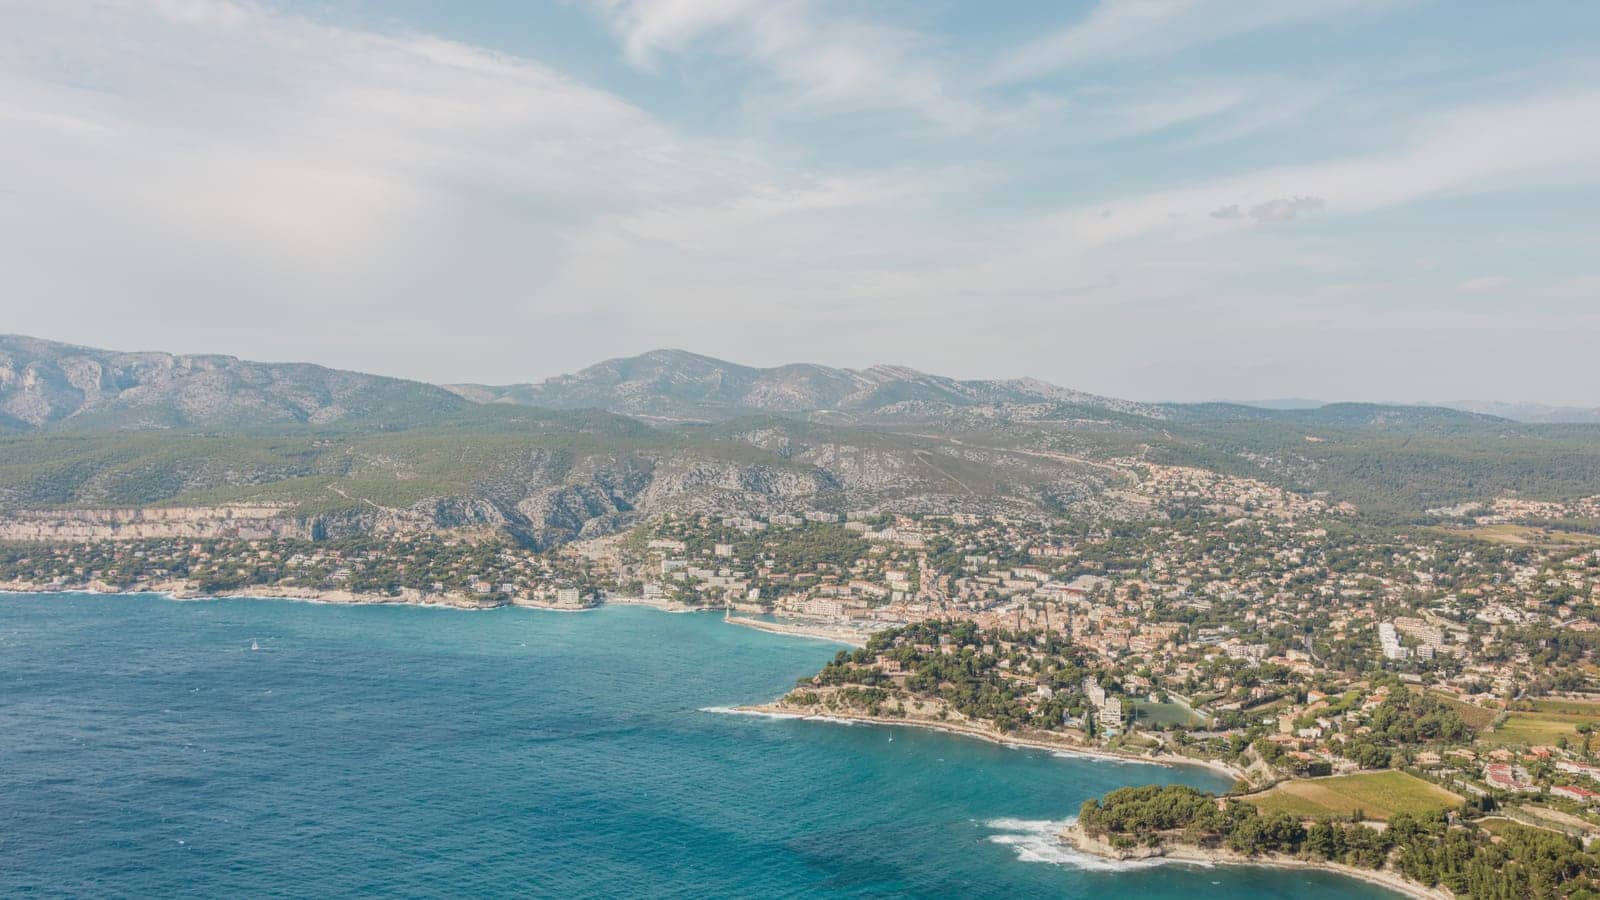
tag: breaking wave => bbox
[981,817,1203,872]
[698,706,861,725]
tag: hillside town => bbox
[7,471,1600,855]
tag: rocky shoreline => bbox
[1059,822,1451,900]
[738,700,1246,781]
[0,582,875,634]
[0,579,512,610]
[4,582,1439,898]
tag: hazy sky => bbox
[3,1,1598,403]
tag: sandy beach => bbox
[721,615,869,647]
[604,595,714,614]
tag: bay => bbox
[0,594,1400,898]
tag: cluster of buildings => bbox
[7,465,1600,824]
[1081,676,1125,734]
[633,492,1600,821]
[0,534,608,608]
[1430,495,1600,526]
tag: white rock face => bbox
[0,505,309,541]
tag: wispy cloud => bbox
[1033,90,1600,248]
[585,0,987,128]
[990,0,1399,84]
[586,0,757,66]
[815,86,1600,359]
[2,0,1597,402]
[0,0,895,369]
[0,2,889,223]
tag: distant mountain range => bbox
[2,334,1597,543]
[1233,396,1600,425]
[445,348,1167,423]
[1230,398,1332,411]
[1430,400,1600,425]
[5,333,1564,433]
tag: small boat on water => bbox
[250,639,260,651]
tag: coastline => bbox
[721,615,868,647]
[1059,822,1451,900]
[0,580,569,612]
[735,701,1244,781]
[0,582,862,638]
[605,595,715,614]
[4,586,1434,898]
[1,582,872,644]
[5,581,1234,783]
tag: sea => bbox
[0,593,1399,898]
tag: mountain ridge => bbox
[446,347,1170,423]
[0,334,468,431]
[6,334,1598,545]
[3,334,1533,434]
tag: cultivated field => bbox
[1244,771,1463,821]
[1477,816,1564,838]
[1428,691,1499,730]
[1484,698,1600,750]
[1130,699,1207,728]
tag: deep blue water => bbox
[0,594,1399,898]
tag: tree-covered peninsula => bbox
[1072,784,1600,899]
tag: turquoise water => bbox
[0,594,1398,898]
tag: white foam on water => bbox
[698,706,862,726]
[980,817,1204,872]
[0,588,177,600]
[789,714,863,726]
[1041,747,1164,768]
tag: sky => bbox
[2,0,1598,403]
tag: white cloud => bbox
[1,0,1597,403]
[991,0,1399,84]
[4,0,727,250]
[0,0,907,375]
[587,0,758,66]
[1208,196,1326,224]
[1030,90,1600,250]
[794,87,1600,374]
[586,0,987,128]
[1248,195,1326,223]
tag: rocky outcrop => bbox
[0,505,310,541]
[0,433,1134,547]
